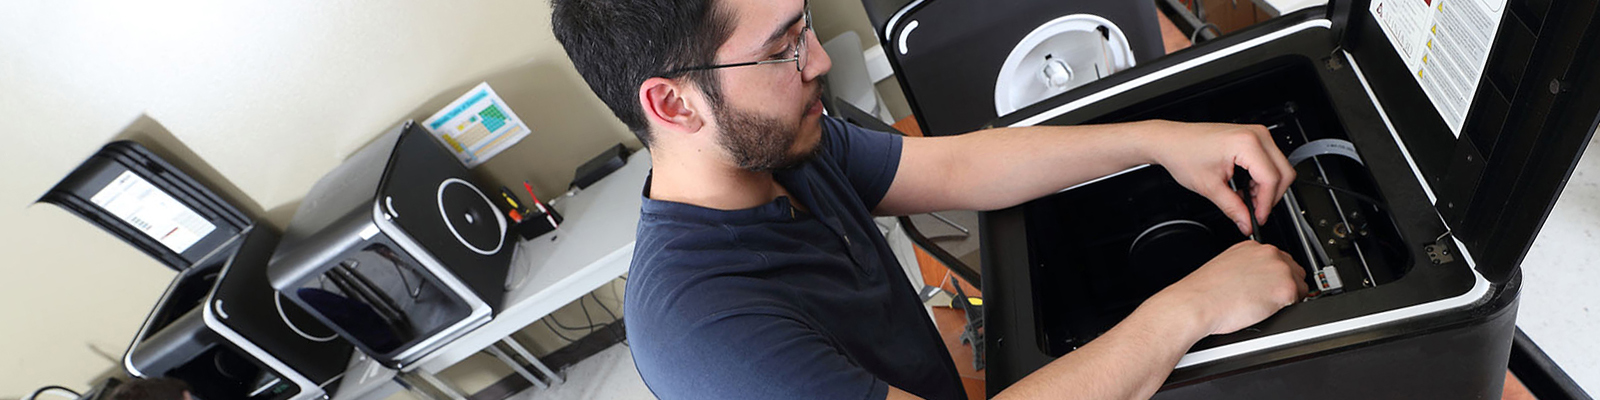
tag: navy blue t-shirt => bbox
[625,116,964,400]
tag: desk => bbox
[334,150,650,400]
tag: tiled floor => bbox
[1517,132,1600,394]
[504,344,655,400]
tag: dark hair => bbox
[551,0,736,147]
[109,377,190,400]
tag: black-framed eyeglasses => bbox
[659,1,812,77]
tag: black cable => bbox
[544,287,628,346]
[1190,22,1222,43]
[542,319,581,343]
[579,296,597,336]
[546,311,606,332]
[611,280,624,309]
[1295,178,1390,212]
[592,292,628,348]
[29,386,81,400]
[375,247,421,299]
[590,292,619,321]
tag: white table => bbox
[333,150,650,400]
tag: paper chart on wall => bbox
[423,82,532,168]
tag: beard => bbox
[710,90,823,172]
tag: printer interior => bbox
[1023,56,1413,356]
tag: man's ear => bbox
[639,77,706,135]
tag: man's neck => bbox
[648,151,789,211]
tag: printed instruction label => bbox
[90,171,217,253]
[423,82,532,168]
[1369,0,1508,137]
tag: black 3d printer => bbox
[266,121,514,371]
[869,0,1598,398]
[43,142,353,400]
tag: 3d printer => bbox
[970,1,1600,398]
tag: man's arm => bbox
[873,120,1295,235]
[992,241,1307,399]
[883,242,1309,400]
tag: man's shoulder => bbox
[631,213,761,271]
[626,217,779,315]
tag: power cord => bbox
[1190,22,1223,43]
[28,386,80,400]
[542,319,582,343]
[589,291,627,347]
[611,279,625,307]
[544,280,630,345]
[374,247,422,299]
[589,292,619,321]
[539,286,627,345]
[545,309,606,332]
[579,296,596,336]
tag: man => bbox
[108,378,191,400]
[551,0,1307,399]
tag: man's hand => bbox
[1138,121,1296,236]
[1153,241,1308,336]
[993,241,1307,400]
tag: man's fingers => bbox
[1248,125,1299,217]
[1205,181,1255,235]
[1239,150,1282,223]
[1279,250,1309,300]
[1249,181,1275,225]
[1252,125,1297,214]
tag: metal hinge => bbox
[1424,231,1457,265]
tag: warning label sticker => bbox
[1369,0,1508,137]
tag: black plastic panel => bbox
[1343,0,1600,281]
[380,124,512,311]
[41,141,250,271]
[211,226,352,385]
[877,0,1166,137]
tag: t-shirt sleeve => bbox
[820,116,903,211]
[631,307,890,400]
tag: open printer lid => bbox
[988,0,1600,283]
[1330,0,1600,281]
[40,141,252,272]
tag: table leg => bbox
[401,369,468,400]
[501,336,565,385]
[485,344,549,390]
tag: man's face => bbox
[704,0,831,171]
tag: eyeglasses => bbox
[660,2,812,77]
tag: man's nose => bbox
[803,29,832,81]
